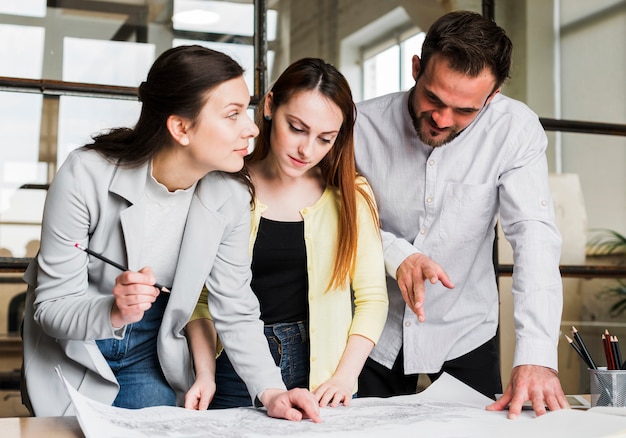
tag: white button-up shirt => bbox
[354,90,563,373]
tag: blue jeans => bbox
[96,293,175,409]
[210,321,310,409]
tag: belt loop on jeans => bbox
[296,320,308,342]
[264,320,309,343]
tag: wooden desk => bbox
[0,416,83,438]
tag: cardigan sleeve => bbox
[347,177,389,344]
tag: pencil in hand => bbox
[74,243,171,293]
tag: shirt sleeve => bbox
[381,229,422,280]
[498,115,563,370]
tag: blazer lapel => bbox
[167,173,233,334]
[110,163,149,270]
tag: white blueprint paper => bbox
[57,367,626,438]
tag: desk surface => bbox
[0,416,83,438]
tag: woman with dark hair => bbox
[186,58,388,410]
[21,45,320,422]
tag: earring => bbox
[181,137,189,146]
[264,114,272,121]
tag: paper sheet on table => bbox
[57,367,626,438]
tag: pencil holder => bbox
[590,368,626,407]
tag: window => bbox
[362,29,425,100]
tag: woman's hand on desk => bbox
[313,334,376,407]
[313,376,353,408]
[184,371,216,410]
[260,388,322,422]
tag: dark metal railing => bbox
[540,118,626,137]
[0,258,32,273]
[497,264,626,279]
[0,77,137,100]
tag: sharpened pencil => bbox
[603,332,615,370]
[571,326,597,370]
[611,336,623,371]
[565,335,593,369]
[74,243,171,293]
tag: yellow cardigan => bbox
[191,177,388,393]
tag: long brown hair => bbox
[247,58,379,291]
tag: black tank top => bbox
[251,217,308,324]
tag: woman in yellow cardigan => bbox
[185,58,388,410]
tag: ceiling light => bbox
[173,10,220,30]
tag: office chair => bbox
[7,291,26,334]
[0,291,26,391]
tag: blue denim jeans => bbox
[209,321,310,409]
[96,293,175,409]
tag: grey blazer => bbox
[22,148,284,416]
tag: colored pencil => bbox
[74,243,171,293]
[602,332,615,370]
[611,336,623,371]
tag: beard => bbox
[412,112,460,147]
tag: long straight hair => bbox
[247,58,379,291]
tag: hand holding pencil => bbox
[75,243,171,327]
[75,244,170,293]
[109,266,164,327]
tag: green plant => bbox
[587,229,626,256]
[599,280,626,317]
[587,229,626,317]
